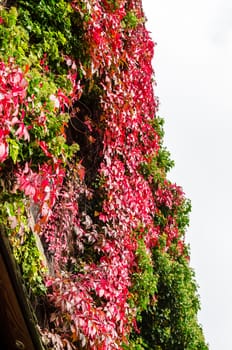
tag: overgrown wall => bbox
[0,1,208,349]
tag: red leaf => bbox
[37,140,52,157]
[77,162,85,181]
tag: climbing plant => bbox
[0,1,208,349]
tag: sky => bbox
[142,1,232,349]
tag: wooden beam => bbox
[0,226,45,350]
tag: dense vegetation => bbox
[0,0,208,349]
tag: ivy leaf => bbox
[8,138,20,163]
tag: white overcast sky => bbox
[142,1,232,349]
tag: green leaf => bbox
[8,138,20,164]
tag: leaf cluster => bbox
[138,243,208,349]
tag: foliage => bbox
[0,193,46,294]
[0,1,208,349]
[130,238,158,320]
[138,241,208,350]
[0,2,81,295]
[122,10,140,29]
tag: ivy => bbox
[137,243,208,350]
[0,194,46,294]
[130,238,158,320]
[0,1,208,349]
[122,10,140,29]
